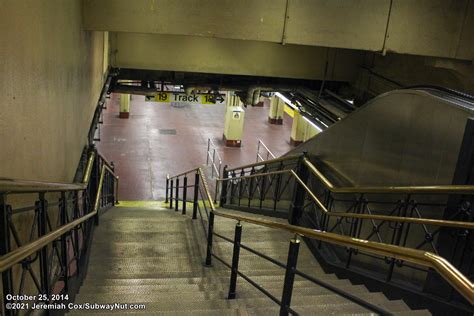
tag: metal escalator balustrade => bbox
[166,162,474,315]
[0,149,119,316]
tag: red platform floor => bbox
[98,94,293,200]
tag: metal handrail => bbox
[223,153,474,194]
[206,138,223,178]
[303,157,474,194]
[188,166,474,305]
[0,152,119,194]
[212,210,474,305]
[0,151,118,273]
[218,169,474,229]
[226,154,300,172]
[256,139,276,163]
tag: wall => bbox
[84,0,474,61]
[110,32,363,81]
[353,52,474,100]
[0,0,105,182]
[0,0,106,302]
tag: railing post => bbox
[387,195,411,281]
[259,165,267,209]
[59,192,69,292]
[111,162,116,206]
[280,236,300,316]
[205,212,215,266]
[0,197,13,316]
[193,173,200,219]
[220,165,229,206]
[37,193,51,302]
[238,170,244,206]
[206,138,210,165]
[175,178,180,212]
[212,149,216,177]
[73,191,80,275]
[165,175,169,203]
[289,153,309,225]
[169,179,174,209]
[182,176,188,215]
[228,222,242,299]
[248,167,255,208]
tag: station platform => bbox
[98,94,293,200]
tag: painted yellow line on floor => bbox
[116,201,167,208]
[284,104,295,118]
[116,200,218,208]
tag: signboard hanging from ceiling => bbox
[145,92,225,105]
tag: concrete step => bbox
[72,293,406,312]
[73,206,423,314]
[80,279,360,295]
[81,273,340,287]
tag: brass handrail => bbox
[0,151,118,273]
[212,210,474,305]
[217,170,474,229]
[220,153,474,194]
[0,151,119,194]
[226,154,300,172]
[190,165,474,304]
[302,158,474,194]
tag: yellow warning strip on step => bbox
[116,200,218,208]
[116,201,168,208]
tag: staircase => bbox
[68,205,429,315]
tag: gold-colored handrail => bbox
[0,151,119,194]
[226,154,300,172]
[0,151,118,273]
[217,170,474,229]
[190,165,474,304]
[212,210,474,305]
[218,153,474,195]
[302,158,474,194]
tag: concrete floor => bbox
[98,94,293,200]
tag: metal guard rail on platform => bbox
[0,151,119,273]
[256,139,276,163]
[168,166,474,310]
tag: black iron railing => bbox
[167,168,391,315]
[214,153,474,312]
[0,148,118,316]
[166,166,473,314]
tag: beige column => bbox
[269,96,285,124]
[119,94,130,119]
[223,92,245,147]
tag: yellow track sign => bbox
[145,92,225,105]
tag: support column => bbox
[268,96,284,125]
[119,93,130,119]
[290,111,305,146]
[223,92,245,147]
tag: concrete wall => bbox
[110,32,363,81]
[0,0,106,182]
[84,0,474,61]
[353,52,474,100]
[0,0,106,302]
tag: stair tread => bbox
[69,206,422,314]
